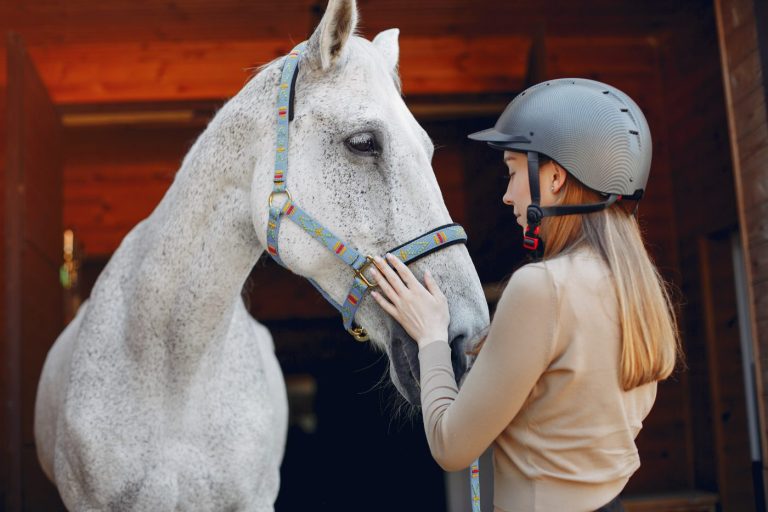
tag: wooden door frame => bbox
[4,30,27,512]
[715,0,768,501]
[3,31,66,511]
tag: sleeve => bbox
[418,263,558,472]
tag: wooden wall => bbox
[3,0,764,510]
[716,0,768,500]
[662,7,757,510]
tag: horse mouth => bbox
[388,328,469,406]
[389,331,421,405]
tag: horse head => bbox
[248,0,490,404]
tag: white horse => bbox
[34,0,489,509]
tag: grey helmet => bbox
[468,78,651,252]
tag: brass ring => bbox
[348,326,369,342]
[268,190,293,208]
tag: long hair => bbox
[471,160,681,391]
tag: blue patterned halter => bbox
[265,42,469,342]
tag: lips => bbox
[388,327,422,405]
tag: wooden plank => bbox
[1,0,315,45]
[400,36,530,94]
[622,490,718,512]
[720,16,760,67]
[736,115,768,164]
[728,48,764,103]
[732,83,767,143]
[30,40,294,103]
[718,0,757,35]
[746,201,768,249]
[27,36,530,104]
[698,235,757,511]
[0,0,702,50]
[546,36,658,75]
[740,157,768,211]
[748,238,768,285]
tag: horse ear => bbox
[372,28,400,71]
[305,0,359,71]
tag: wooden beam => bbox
[26,36,531,104]
[0,0,699,48]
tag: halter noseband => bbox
[266,42,468,342]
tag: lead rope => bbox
[471,458,481,511]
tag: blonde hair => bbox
[544,166,681,390]
[471,161,682,391]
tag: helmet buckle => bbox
[523,225,541,252]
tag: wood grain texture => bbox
[18,37,531,103]
[717,0,768,483]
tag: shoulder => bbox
[539,245,610,288]
[498,246,607,310]
[497,261,557,312]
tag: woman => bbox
[368,78,680,512]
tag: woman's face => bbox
[502,151,533,229]
[502,151,564,229]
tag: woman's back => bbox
[496,245,656,510]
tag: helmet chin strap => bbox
[524,152,622,256]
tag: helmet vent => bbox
[620,106,639,129]
[628,129,642,152]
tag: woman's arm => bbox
[369,254,558,471]
[419,264,557,471]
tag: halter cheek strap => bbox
[266,42,468,341]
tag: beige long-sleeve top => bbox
[419,245,657,512]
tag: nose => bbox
[503,192,513,205]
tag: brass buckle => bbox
[348,325,369,342]
[268,190,293,208]
[354,255,379,288]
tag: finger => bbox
[371,290,399,319]
[423,270,445,299]
[373,256,407,294]
[385,253,420,289]
[369,267,400,304]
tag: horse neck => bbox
[128,69,278,365]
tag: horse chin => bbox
[388,331,421,405]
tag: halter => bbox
[266,42,468,342]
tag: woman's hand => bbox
[369,254,450,349]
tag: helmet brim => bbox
[467,127,531,147]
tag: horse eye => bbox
[345,132,380,157]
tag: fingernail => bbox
[386,253,393,260]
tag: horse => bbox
[34,0,489,509]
